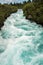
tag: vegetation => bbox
[0,0,31,29]
[0,0,43,29]
[0,4,18,29]
[23,2,43,25]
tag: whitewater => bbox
[0,9,43,65]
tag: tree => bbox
[0,3,1,4]
[23,1,26,4]
[28,0,31,2]
[10,2,13,5]
[13,2,16,5]
[32,0,43,2]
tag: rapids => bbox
[0,9,43,65]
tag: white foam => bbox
[0,9,43,65]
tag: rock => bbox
[28,15,32,19]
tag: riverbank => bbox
[0,4,18,29]
[23,2,43,26]
[0,2,43,29]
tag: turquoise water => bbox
[0,9,43,65]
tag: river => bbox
[0,9,43,65]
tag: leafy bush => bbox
[0,4,18,29]
[23,2,43,25]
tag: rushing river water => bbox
[0,9,43,65]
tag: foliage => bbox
[23,2,43,25]
[0,0,43,29]
[0,4,18,29]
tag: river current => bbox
[0,9,43,65]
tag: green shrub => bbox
[0,4,18,29]
[23,2,43,25]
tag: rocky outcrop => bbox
[26,15,33,20]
